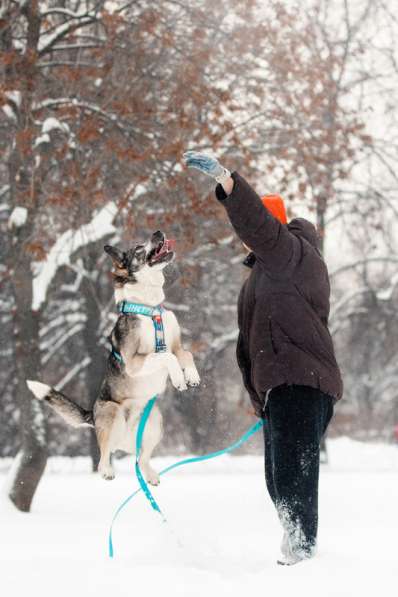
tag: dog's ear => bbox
[104,245,125,268]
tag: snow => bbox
[55,356,91,391]
[2,450,23,499]
[1,438,397,597]
[5,90,22,107]
[0,184,9,199]
[42,116,70,135]
[8,206,28,229]
[34,133,50,147]
[218,234,234,245]
[34,118,69,148]
[41,322,85,364]
[376,272,398,301]
[31,397,47,447]
[211,328,239,350]
[41,8,92,20]
[34,98,124,130]
[38,14,94,54]
[2,104,17,121]
[32,202,117,311]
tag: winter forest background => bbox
[1,0,398,512]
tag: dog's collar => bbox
[117,301,163,317]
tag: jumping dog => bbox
[27,231,200,484]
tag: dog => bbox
[27,230,200,484]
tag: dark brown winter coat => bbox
[216,172,343,417]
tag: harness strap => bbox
[111,301,167,363]
[111,348,123,363]
[118,300,160,317]
[152,311,166,353]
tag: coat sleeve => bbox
[215,172,299,274]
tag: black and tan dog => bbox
[28,231,200,484]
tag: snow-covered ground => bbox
[1,438,397,597]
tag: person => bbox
[183,151,343,566]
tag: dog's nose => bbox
[152,230,164,243]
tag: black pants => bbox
[262,384,334,556]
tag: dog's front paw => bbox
[99,463,115,481]
[170,368,188,392]
[169,366,188,392]
[184,366,201,387]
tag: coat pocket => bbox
[268,317,279,355]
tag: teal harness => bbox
[108,300,264,558]
[111,301,166,364]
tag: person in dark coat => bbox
[183,151,343,565]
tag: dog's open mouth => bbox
[148,237,175,266]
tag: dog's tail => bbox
[27,380,94,428]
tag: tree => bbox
[0,0,273,509]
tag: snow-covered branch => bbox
[38,11,100,56]
[329,257,398,279]
[41,323,85,365]
[210,328,239,353]
[2,90,21,124]
[39,60,100,69]
[40,313,87,342]
[32,98,145,137]
[376,272,398,301]
[330,287,370,323]
[163,302,189,312]
[40,8,97,20]
[0,185,10,200]
[32,202,118,312]
[55,356,92,392]
[8,207,28,229]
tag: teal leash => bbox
[107,300,264,558]
[134,396,165,519]
[108,402,264,558]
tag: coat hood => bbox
[287,218,320,251]
[243,217,321,268]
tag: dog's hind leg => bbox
[95,401,124,480]
[138,405,163,486]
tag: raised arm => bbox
[183,152,298,274]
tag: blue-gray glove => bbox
[183,151,231,183]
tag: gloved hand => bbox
[183,151,231,183]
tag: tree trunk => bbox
[81,246,108,471]
[6,1,47,511]
[8,249,47,511]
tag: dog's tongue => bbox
[154,238,175,259]
[164,239,175,252]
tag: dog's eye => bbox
[135,246,146,260]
